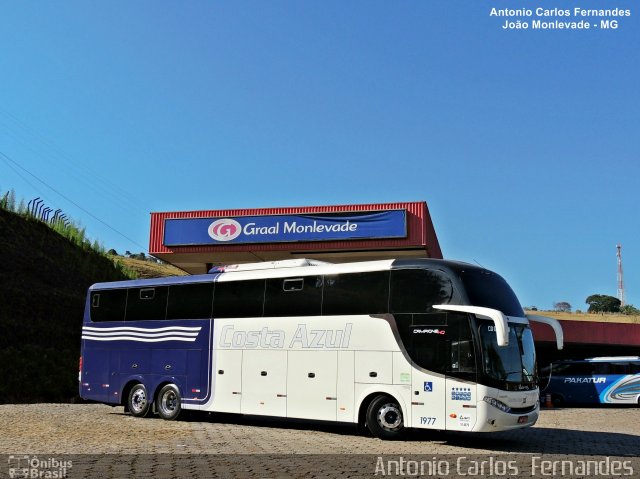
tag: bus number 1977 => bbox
[420,417,436,425]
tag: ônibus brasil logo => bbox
[208,219,242,242]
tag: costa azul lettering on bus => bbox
[219,324,353,349]
[564,377,606,384]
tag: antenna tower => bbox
[616,244,625,307]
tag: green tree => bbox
[585,294,621,313]
[620,304,640,315]
[553,301,571,312]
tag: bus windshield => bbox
[477,320,537,387]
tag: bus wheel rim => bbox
[131,389,147,413]
[161,390,177,413]
[377,403,402,430]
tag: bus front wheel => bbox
[127,384,151,418]
[156,384,182,420]
[366,395,405,440]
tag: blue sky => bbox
[1,1,638,311]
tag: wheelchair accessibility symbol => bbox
[424,381,433,392]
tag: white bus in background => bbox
[80,258,563,439]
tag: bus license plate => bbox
[517,415,528,424]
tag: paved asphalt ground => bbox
[0,404,638,477]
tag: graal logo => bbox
[208,219,242,241]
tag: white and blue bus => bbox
[79,258,563,439]
[540,357,640,406]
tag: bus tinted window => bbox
[264,276,323,317]
[213,280,265,318]
[166,283,214,320]
[592,362,611,375]
[390,269,453,313]
[126,286,169,321]
[393,313,474,377]
[610,363,630,375]
[459,270,524,317]
[323,271,390,315]
[447,314,476,380]
[412,329,449,374]
[553,362,595,376]
[90,289,127,322]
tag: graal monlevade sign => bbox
[163,210,407,246]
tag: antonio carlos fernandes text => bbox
[374,456,634,476]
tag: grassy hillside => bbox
[0,210,131,403]
[111,255,187,279]
[525,310,640,324]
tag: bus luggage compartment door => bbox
[241,350,287,417]
[212,349,243,413]
[286,351,338,421]
[81,349,119,404]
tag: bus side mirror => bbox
[526,315,564,350]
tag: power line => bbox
[0,152,57,206]
[0,107,154,214]
[0,150,148,252]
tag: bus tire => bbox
[156,384,182,421]
[127,383,151,418]
[366,394,405,440]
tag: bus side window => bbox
[630,362,640,375]
[593,363,611,375]
[322,271,389,315]
[409,325,449,374]
[213,280,266,318]
[264,276,323,317]
[390,269,453,313]
[166,283,214,320]
[90,289,127,322]
[611,363,630,375]
[569,363,596,376]
[126,286,169,321]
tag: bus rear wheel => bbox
[366,395,405,440]
[127,384,151,418]
[156,384,182,420]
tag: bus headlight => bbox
[483,396,511,413]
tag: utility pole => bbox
[617,244,625,307]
